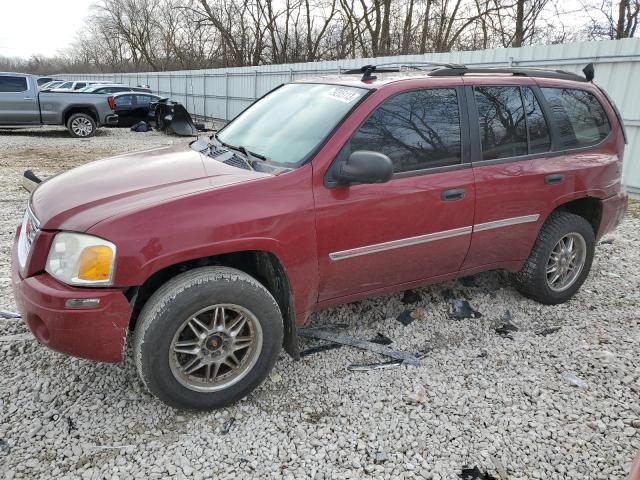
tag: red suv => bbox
[11,64,628,409]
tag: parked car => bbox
[11,64,628,409]
[109,92,161,126]
[0,72,118,137]
[37,76,56,86]
[50,80,110,92]
[77,84,153,94]
[39,80,66,91]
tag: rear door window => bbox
[350,88,462,173]
[0,76,28,92]
[474,86,528,160]
[117,95,134,106]
[522,87,551,154]
[540,87,611,149]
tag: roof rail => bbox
[428,66,590,82]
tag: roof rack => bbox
[428,66,591,82]
[342,62,467,81]
[340,62,594,83]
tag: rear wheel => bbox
[133,266,283,410]
[512,212,595,305]
[66,113,96,138]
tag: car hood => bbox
[31,143,269,232]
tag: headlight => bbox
[45,232,116,286]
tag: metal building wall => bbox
[65,38,640,192]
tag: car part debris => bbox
[495,310,518,337]
[0,310,21,319]
[299,328,421,365]
[22,170,42,193]
[221,417,235,435]
[150,99,197,136]
[300,343,342,357]
[401,289,421,304]
[460,466,497,480]
[347,359,403,371]
[406,383,427,404]
[397,310,415,326]
[536,326,561,336]
[130,121,152,132]
[450,299,482,320]
[561,371,588,389]
[301,332,393,357]
[598,238,614,245]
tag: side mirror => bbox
[334,151,393,186]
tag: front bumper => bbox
[598,191,628,240]
[11,232,132,363]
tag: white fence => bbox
[65,38,640,193]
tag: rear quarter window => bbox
[541,87,611,149]
[0,76,28,92]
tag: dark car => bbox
[12,64,628,410]
[109,92,161,127]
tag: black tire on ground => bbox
[66,113,97,138]
[133,266,283,410]
[512,211,596,305]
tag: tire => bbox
[66,113,97,138]
[512,211,595,305]
[133,266,283,410]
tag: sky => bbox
[0,0,92,58]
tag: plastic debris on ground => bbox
[460,467,497,480]
[450,299,483,320]
[561,371,589,389]
[460,466,497,480]
[401,290,421,304]
[130,121,153,132]
[220,417,235,435]
[397,310,414,326]
[299,328,421,365]
[374,450,388,463]
[536,326,561,336]
[0,310,21,319]
[406,383,427,404]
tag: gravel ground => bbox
[1,126,639,480]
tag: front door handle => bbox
[441,188,465,201]
[545,174,565,185]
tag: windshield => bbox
[217,83,367,166]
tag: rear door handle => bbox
[545,174,565,185]
[441,188,465,201]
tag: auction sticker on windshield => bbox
[325,87,361,103]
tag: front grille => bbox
[17,206,40,270]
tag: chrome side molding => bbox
[473,214,540,232]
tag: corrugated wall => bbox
[64,38,640,192]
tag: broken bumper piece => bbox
[11,240,132,363]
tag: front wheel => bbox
[512,212,595,305]
[133,266,283,410]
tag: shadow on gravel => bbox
[0,128,110,138]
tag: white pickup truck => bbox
[0,72,118,137]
